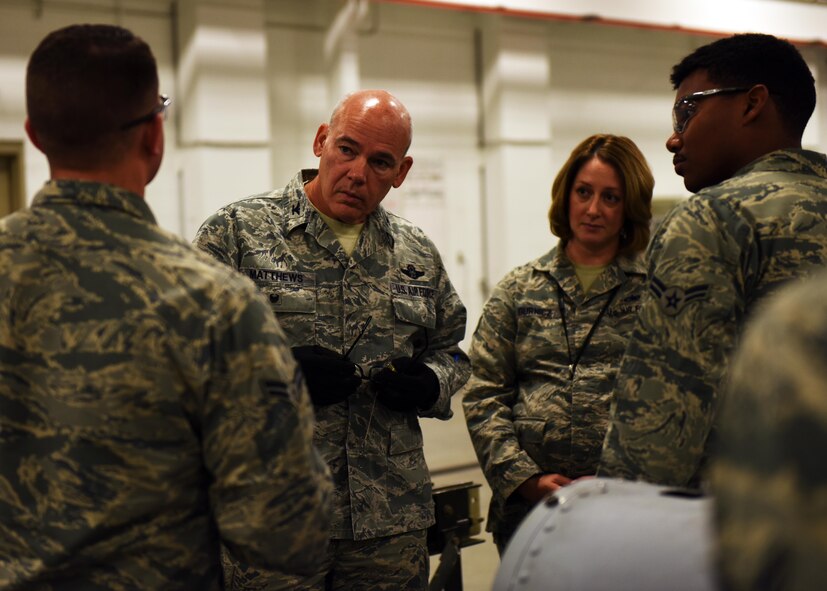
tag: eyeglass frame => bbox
[120,94,172,130]
[671,87,751,134]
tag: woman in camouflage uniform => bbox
[462,134,654,553]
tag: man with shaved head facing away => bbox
[0,23,332,590]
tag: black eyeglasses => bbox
[120,94,172,130]
[671,87,750,133]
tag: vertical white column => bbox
[479,18,555,286]
[264,0,368,197]
[174,0,272,238]
[323,0,367,109]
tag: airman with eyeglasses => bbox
[120,93,172,130]
[600,32,827,502]
[671,86,749,134]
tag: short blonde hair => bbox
[548,134,654,256]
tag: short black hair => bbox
[670,33,815,137]
[26,24,158,165]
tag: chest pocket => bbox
[269,287,316,344]
[389,423,424,455]
[515,305,561,364]
[391,286,437,353]
[242,268,317,342]
[392,295,436,328]
[263,285,315,313]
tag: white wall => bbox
[3,0,825,318]
[1,4,823,582]
[1,0,826,476]
[0,1,184,231]
[258,0,827,332]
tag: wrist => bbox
[515,474,543,501]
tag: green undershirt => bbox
[572,261,608,293]
[314,207,364,257]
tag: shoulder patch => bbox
[650,276,710,317]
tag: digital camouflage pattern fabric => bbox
[223,529,429,591]
[194,169,470,542]
[712,271,827,591]
[600,149,827,487]
[462,246,645,541]
[0,180,332,590]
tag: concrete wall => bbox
[3,0,825,338]
[1,0,825,477]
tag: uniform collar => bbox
[282,169,395,253]
[536,245,644,302]
[733,148,827,180]
[32,179,156,224]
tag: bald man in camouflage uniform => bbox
[195,90,470,590]
[0,24,331,590]
[599,33,827,487]
[712,272,827,591]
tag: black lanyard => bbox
[556,283,621,380]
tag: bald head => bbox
[305,89,414,224]
[329,90,413,154]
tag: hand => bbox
[372,357,440,412]
[291,345,361,406]
[516,473,573,503]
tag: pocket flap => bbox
[389,424,424,455]
[263,287,315,313]
[392,297,436,329]
[514,417,546,444]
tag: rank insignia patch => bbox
[401,264,425,280]
[650,276,709,317]
[260,379,287,398]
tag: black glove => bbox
[372,357,440,412]
[292,345,361,406]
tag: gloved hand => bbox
[291,345,361,406]
[372,357,440,412]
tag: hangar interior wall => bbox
[0,2,825,584]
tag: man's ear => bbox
[24,118,45,153]
[313,123,329,157]
[392,156,413,189]
[742,84,770,126]
[141,113,164,157]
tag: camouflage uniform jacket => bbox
[0,180,332,590]
[461,246,645,535]
[600,148,827,487]
[194,170,470,540]
[712,271,827,591]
